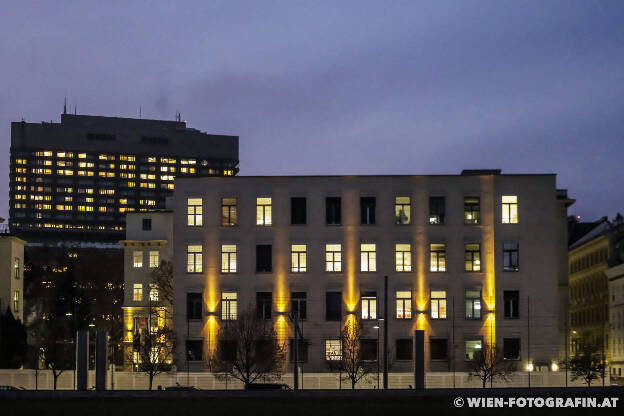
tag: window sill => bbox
[394,223,411,226]
[325,223,342,226]
[503,269,520,273]
[186,272,203,274]
[221,224,238,227]
[255,271,273,274]
[430,270,447,273]
[395,270,413,273]
[290,223,307,226]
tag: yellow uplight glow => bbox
[343,191,360,312]
[202,315,219,360]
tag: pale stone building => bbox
[0,227,25,322]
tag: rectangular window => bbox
[186,293,202,320]
[431,290,447,319]
[360,197,376,225]
[325,244,342,272]
[465,340,483,360]
[142,218,152,230]
[149,284,159,301]
[502,195,518,223]
[325,340,342,361]
[361,292,377,320]
[221,244,237,273]
[133,251,143,268]
[13,290,19,313]
[326,197,341,225]
[133,284,143,302]
[256,292,272,320]
[464,197,480,224]
[429,196,445,225]
[289,338,309,362]
[395,196,411,225]
[430,339,448,360]
[395,243,412,272]
[187,198,203,226]
[360,243,377,272]
[360,339,377,361]
[186,340,203,362]
[291,197,306,225]
[504,290,520,319]
[396,339,413,361]
[256,197,272,226]
[149,251,159,268]
[430,243,446,272]
[465,290,482,319]
[14,258,20,280]
[256,244,272,272]
[291,244,307,273]
[503,338,521,360]
[291,292,307,320]
[396,291,412,319]
[503,242,519,272]
[222,292,238,320]
[221,198,237,226]
[326,292,342,321]
[464,243,481,272]
[187,245,203,273]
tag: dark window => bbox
[360,197,376,225]
[256,292,272,320]
[186,340,203,361]
[326,197,341,225]
[360,339,378,361]
[289,338,309,362]
[291,197,307,225]
[291,292,307,320]
[325,292,342,321]
[141,136,169,145]
[504,290,520,319]
[464,197,480,224]
[396,339,413,361]
[186,293,202,320]
[430,339,448,360]
[503,242,519,272]
[142,218,152,231]
[256,245,272,272]
[503,338,521,360]
[218,340,237,362]
[429,196,445,224]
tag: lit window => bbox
[13,290,19,313]
[149,284,159,301]
[465,340,483,360]
[502,195,518,223]
[78,153,87,159]
[221,245,237,273]
[431,291,447,319]
[503,242,519,272]
[465,243,481,272]
[465,290,481,319]
[396,291,412,319]
[222,292,238,320]
[187,198,203,226]
[361,292,377,320]
[430,243,446,272]
[149,251,159,268]
[187,245,203,273]
[360,243,376,272]
[395,196,411,225]
[464,197,480,224]
[221,198,237,226]
[133,284,143,301]
[133,251,143,268]
[325,340,342,361]
[325,244,342,272]
[395,243,412,272]
[14,258,20,280]
[256,197,272,226]
[429,196,445,224]
[291,244,307,273]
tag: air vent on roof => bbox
[141,136,169,145]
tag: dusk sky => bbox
[1,1,623,222]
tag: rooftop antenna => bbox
[63,97,67,114]
[74,105,77,115]
[139,106,142,119]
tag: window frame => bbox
[325,197,342,225]
[255,244,272,273]
[133,251,143,268]
[395,243,412,272]
[503,290,520,319]
[431,290,447,319]
[360,196,376,225]
[464,197,480,225]
[430,243,447,272]
[256,197,272,226]
[395,291,412,320]
[149,250,159,268]
[503,241,519,272]
[291,292,307,320]
[187,245,203,273]
[361,292,377,320]
[360,243,377,272]
[187,197,203,227]
[221,244,237,273]
[465,290,482,320]
[394,196,411,225]
[325,244,342,272]
[221,292,238,320]
[291,244,307,273]
[502,195,518,224]
[429,196,446,225]
[133,283,143,302]
[221,197,238,227]
[464,243,481,272]
[290,197,307,225]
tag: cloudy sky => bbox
[1,1,623,221]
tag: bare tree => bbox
[327,317,376,389]
[468,343,516,388]
[210,309,286,388]
[150,260,174,306]
[565,343,605,387]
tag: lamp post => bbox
[373,317,383,389]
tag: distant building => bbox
[0,224,25,322]
[9,113,239,243]
[605,215,624,384]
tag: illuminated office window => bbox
[14,258,20,280]
[133,284,143,302]
[395,243,412,272]
[222,292,238,320]
[464,197,480,224]
[187,245,203,273]
[325,244,342,272]
[325,340,342,361]
[149,284,159,301]
[464,243,481,272]
[361,292,377,320]
[133,251,143,268]
[429,196,445,224]
[13,290,19,313]
[430,243,446,272]
[149,251,159,268]
[465,340,482,360]
[78,153,87,159]
[395,196,411,225]
[465,290,481,319]
[431,291,447,319]
[291,244,307,273]
[502,195,518,223]
[221,244,237,273]
[221,198,237,226]
[360,243,376,272]
[187,198,203,226]
[396,291,412,319]
[256,197,272,226]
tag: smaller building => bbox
[120,211,173,370]
[606,214,624,384]
[0,224,26,322]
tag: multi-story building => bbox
[161,171,572,375]
[0,224,25,322]
[606,214,624,384]
[9,113,239,242]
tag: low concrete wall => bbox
[0,370,606,390]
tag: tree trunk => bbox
[351,379,356,389]
[149,373,154,390]
[53,370,58,391]
[483,378,487,388]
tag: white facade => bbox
[0,233,25,321]
[607,263,624,383]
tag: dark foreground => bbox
[1,388,623,416]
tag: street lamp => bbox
[373,319,381,389]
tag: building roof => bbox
[569,217,610,250]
